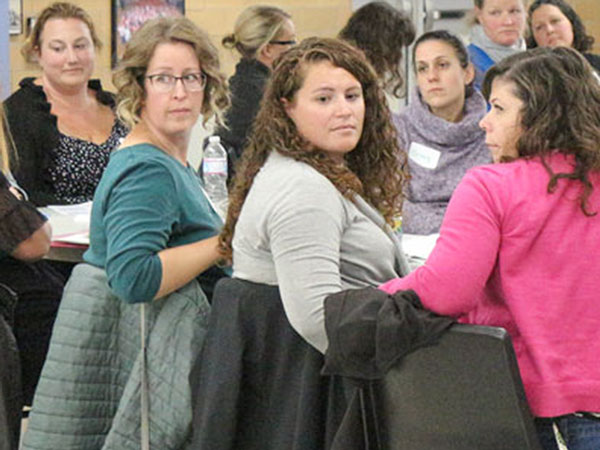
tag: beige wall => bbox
[9,0,353,93]
[570,0,600,53]
[9,0,600,93]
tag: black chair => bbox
[373,323,542,450]
[187,278,343,450]
[0,283,21,450]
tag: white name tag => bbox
[408,142,441,170]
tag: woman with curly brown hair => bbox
[338,1,415,98]
[220,37,410,353]
[381,46,600,450]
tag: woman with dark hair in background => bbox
[528,0,600,72]
[396,30,490,235]
[214,5,295,177]
[381,46,600,450]
[339,1,416,98]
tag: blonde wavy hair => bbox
[222,5,291,59]
[0,106,15,174]
[21,2,102,62]
[113,16,230,128]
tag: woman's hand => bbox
[9,186,23,200]
[11,221,52,262]
[154,235,223,300]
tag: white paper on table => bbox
[40,202,92,245]
[401,233,440,261]
[52,231,90,245]
[46,201,92,225]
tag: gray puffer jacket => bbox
[22,263,210,450]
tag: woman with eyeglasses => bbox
[21,17,230,449]
[82,16,230,304]
[214,5,295,178]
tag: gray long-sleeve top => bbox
[232,151,408,353]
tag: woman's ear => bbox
[33,45,42,64]
[257,44,274,68]
[465,63,475,85]
[280,97,290,112]
[281,97,296,122]
[474,6,483,23]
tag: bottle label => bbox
[203,158,227,175]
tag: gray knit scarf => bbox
[469,25,525,64]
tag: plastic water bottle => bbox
[202,135,228,219]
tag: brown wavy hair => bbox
[220,37,408,260]
[339,1,415,98]
[527,0,594,52]
[0,106,14,173]
[482,46,600,216]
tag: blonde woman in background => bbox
[214,5,295,178]
[2,2,128,407]
[4,2,128,206]
[467,0,527,90]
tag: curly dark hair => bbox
[339,2,415,98]
[220,37,408,260]
[527,0,595,52]
[482,46,600,216]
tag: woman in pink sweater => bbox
[381,46,600,450]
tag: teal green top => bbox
[84,143,224,303]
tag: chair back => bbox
[188,277,333,450]
[375,323,542,450]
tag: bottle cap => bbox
[208,135,221,143]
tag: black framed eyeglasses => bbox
[269,40,297,46]
[145,72,207,92]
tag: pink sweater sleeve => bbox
[380,169,503,316]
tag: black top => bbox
[0,171,46,257]
[583,52,600,73]
[214,58,270,177]
[3,77,126,206]
[48,121,128,204]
